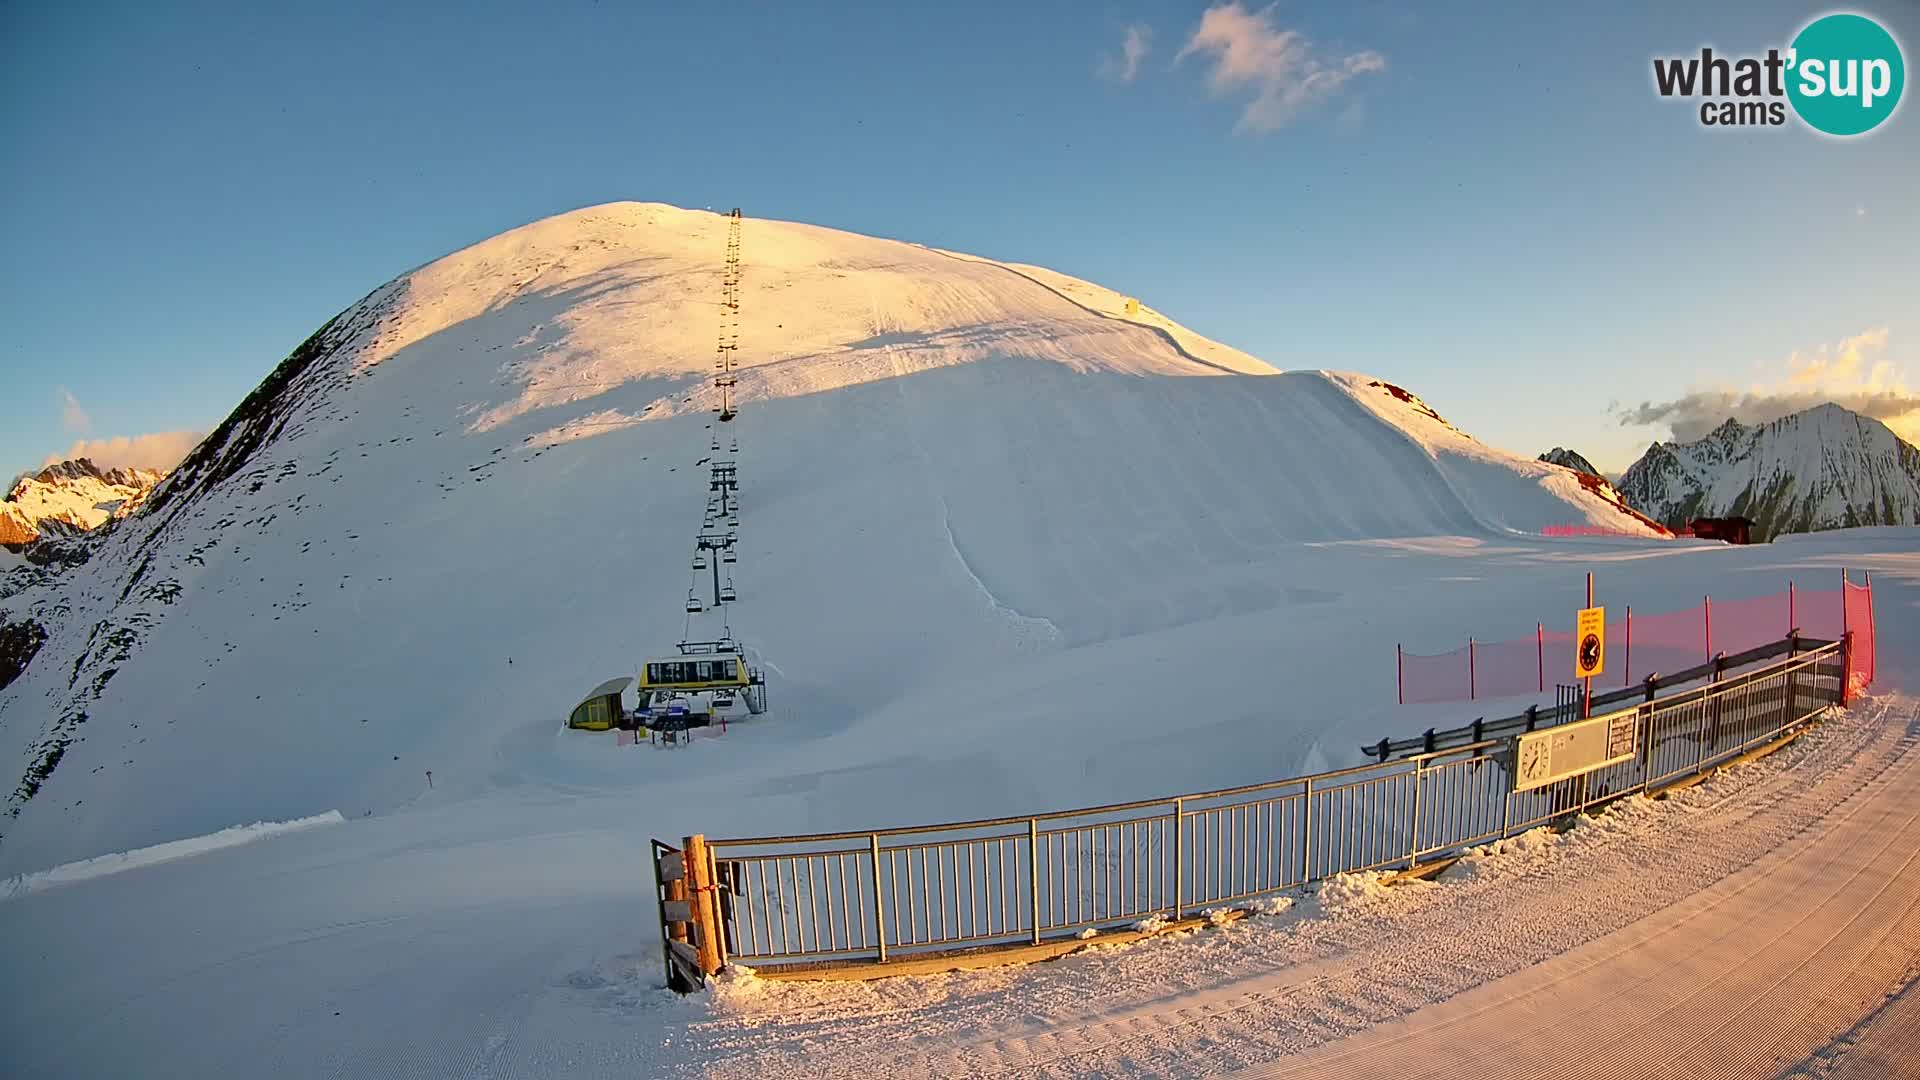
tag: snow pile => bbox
[1456,825,1559,877]
[1247,894,1296,917]
[704,964,770,1014]
[0,810,344,900]
[1314,870,1418,912]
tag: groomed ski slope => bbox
[1,203,1656,873]
[0,534,1911,1079]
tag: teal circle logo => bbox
[1787,13,1905,136]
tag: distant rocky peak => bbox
[1618,403,1920,540]
[1538,447,1600,476]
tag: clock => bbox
[1519,738,1550,785]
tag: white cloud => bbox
[1098,23,1153,83]
[43,430,204,474]
[1618,327,1920,444]
[58,386,91,434]
[1175,3,1385,133]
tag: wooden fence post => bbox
[684,834,723,979]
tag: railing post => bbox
[1866,571,1877,686]
[1841,631,1853,706]
[1784,632,1798,729]
[1028,818,1042,945]
[1408,758,1424,866]
[1704,594,1712,664]
[1171,798,1184,921]
[1299,780,1312,884]
[869,833,887,963]
[1639,705,1653,795]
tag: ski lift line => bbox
[664,209,747,658]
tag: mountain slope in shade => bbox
[1,201,1665,870]
[1619,404,1920,540]
[1,460,165,547]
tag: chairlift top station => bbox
[578,208,767,732]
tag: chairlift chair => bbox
[685,593,704,613]
[722,548,737,563]
[719,583,737,603]
[728,515,740,527]
[692,553,708,571]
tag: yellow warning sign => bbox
[1575,606,1606,678]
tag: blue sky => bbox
[2,0,1915,479]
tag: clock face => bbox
[1520,740,1550,782]
[1579,633,1602,674]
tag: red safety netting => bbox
[1540,525,1664,539]
[1398,578,1872,704]
[1845,579,1876,697]
[1474,636,1545,699]
[1398,642,1472,704]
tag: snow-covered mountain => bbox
[0,201,1667,871]
[0,459,165,548]
[1618,404,1920,540]
[1538,447,1599,476]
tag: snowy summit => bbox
[1619,403,1920,540]
[1,458,164,547]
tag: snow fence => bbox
[1398,575,1874,705]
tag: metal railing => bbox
[695,637,1849,972]
[1369,631,1826,760]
